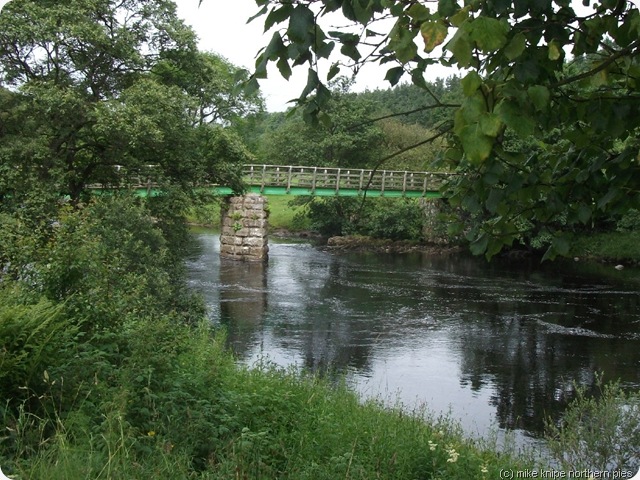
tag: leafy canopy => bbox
[247,0,640,259]
[0,0,257,203]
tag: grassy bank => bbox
[189,195,310,232]
[569,231,640,264]
[3,314,535,479]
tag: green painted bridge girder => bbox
[216,185,442,198]
[114,185,442,198]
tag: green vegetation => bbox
[248,0,640,260]
[569,232,640,263]
[546,378,640,472]
[0,295,534,478]
[1,0,639,477]
[191,196,640,263]
[0,0,258,205]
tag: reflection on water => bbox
[186,231,640,445]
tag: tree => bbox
[0,0,252,205]
[153,50,265,127]
[257,77,385,168]
[247,0,640,259]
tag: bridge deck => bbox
[92,164,452,198]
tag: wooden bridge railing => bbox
[89,164,454,196]
[243,165,453,195]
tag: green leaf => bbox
[341,43,362,61]
[352,0,374,23]
[327,63,341,81]
[577,204,592,224]
[420,20,449,53]
[408,3,431,21]
[438,0,459,17]
[495,100,536,137]
[483,171,500,185]
[527,85,550,112]
[390,22,418,63]
[553,235,570,256]
[244,77,260,96]
[446,28,473,67]
[548,40,562,60]
[504,32,527,60]
[456,93,487,129]
[597,188,618,210]
[485,236,509,260]
[315,40,335,59]
[486,188,503,213]
[384,66,405,86]
[449,6,470,26]
[264,31,286,59]
[411,69,429,89]
[479,113,503,137]
[276,57,292,80]
[461,71,482,96]
[470,232,489,256]
[468,17,509,52]
[459,125,494,163]
[288,5,314,44]
[299,68,320,100]
[265,5,294,32]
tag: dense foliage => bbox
[0,0,257,204]
[248,0,640,259]
[298,196,426,241]
[257,78,386,168]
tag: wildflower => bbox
[147,430,156,437]
[428,441,438,451]
[446,446,459,463]
[481,464,489,474]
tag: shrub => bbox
[617,209,640,232]
[545,377,640,472]
[306,197,361,236]
[0,292,79,410]
[362,198,424,241]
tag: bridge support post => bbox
[420,198,449,245]
[220,194,269,262]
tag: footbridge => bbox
[96,164,452,262]
[113,164,451,199]
[218,164,450,198]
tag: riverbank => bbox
[324,234,465,255]
[3,312,538,479]
[189,196,640,265]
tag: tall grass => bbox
[4,318,534,479]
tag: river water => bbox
[186,230,640,450]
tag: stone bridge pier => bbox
[220,193,269,261]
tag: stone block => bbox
[243,237,266,247]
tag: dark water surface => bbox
[186,231,640,448]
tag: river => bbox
[186,230,640,451]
